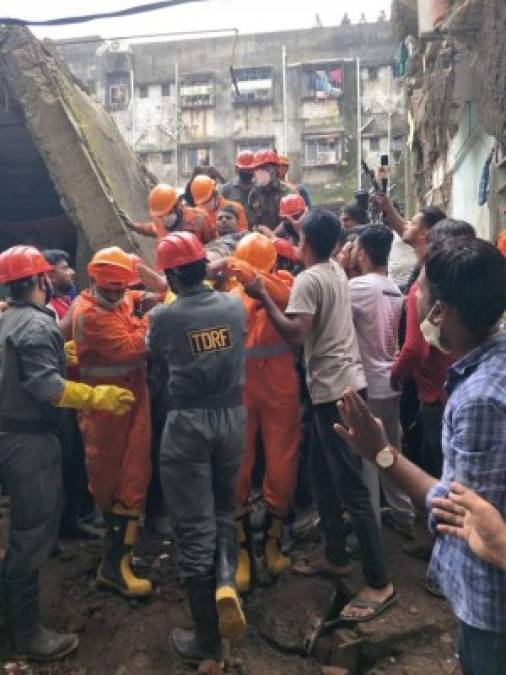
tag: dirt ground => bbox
[0,517,460,675]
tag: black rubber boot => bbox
[4,572,78,662]
[97,509,152,598]
[215,521,246,641]
[170,573,222,664]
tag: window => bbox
[369,136,380,151]
[161,82,172,97]
[236,139,274,155]
[392,135,404,152]
[138,85,149,99]
[368,66,379,81]
[180,74,215,107]
[183,146,212,174]
[161,151,174,164]
[138,152,149,162]
[302,65,343,99]
[232,66,273,104]
[303,137,341,165]
[107,72,130,109]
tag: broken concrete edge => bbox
[0,26,156,283]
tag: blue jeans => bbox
[459,621,506,675]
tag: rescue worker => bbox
[225,234,301,593]
[0,246,133,661]
[273,237,302,275]
[277,154,312,208]
[248,149,294,230]
[191,174,249,235]
[124,183,215,243]
[222,151,256,226]
[73,247,153,599]
[148,232,247,665]
[274,193,308,246]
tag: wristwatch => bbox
[375,445,397,470]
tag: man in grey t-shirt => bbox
[244,209,396,623]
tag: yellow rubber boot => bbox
[235,518,251,595]
[97,508,152,599]
[216,586,246,641]
[265,514,290,577]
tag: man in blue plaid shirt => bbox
[333,236,506,675]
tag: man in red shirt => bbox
[390,210,447,476]
[44,249,75,320]
[43,249,100,541]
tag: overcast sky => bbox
[2,0,390,42]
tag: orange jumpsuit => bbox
[73,289,151,512]
[229,260,301,516]
[135,206,215,243]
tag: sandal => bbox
[339,591,398,623]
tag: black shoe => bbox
[4,572,79,662]
[170,573,222,664]
[60,519,102,541]
[13,624,79,662]
[403,540,433,561]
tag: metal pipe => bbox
[282,45,288,154]
[356,56,362,191]
[174,61,179,187]
[387,64,392,161]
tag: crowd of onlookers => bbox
[1,147,505,673]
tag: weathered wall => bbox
[59,22,405,204]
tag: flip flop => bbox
[339,591,398,623]
[292,557,352,579]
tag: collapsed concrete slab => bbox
[0,26,156,285]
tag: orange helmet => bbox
[236,151,255,170]
[252,149,279,169]
[234,232,277,273]
[156,232,207,271]
[278,154,289,166]
[149,184,178,218]
[88,246,134,289]
[497,229,506,257]
[191,175,216,206]
[273,237,299,262]
[0,246,53,284]
[279,193,306,218]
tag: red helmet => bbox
[279,193,306,218]
[273,237,299,262]
[156,232,207,271]
[0,246,53,284]
[235,150,255,170]
[252,149,279,169]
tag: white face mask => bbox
[420,303,451,355]
[254,169,271,188]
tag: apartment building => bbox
[58,19,406,205]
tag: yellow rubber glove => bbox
[54,381,135,415]
[64,341,78,367]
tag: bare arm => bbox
[334,388,437,509]
[374,194,407,238]
[137,264,168,294]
